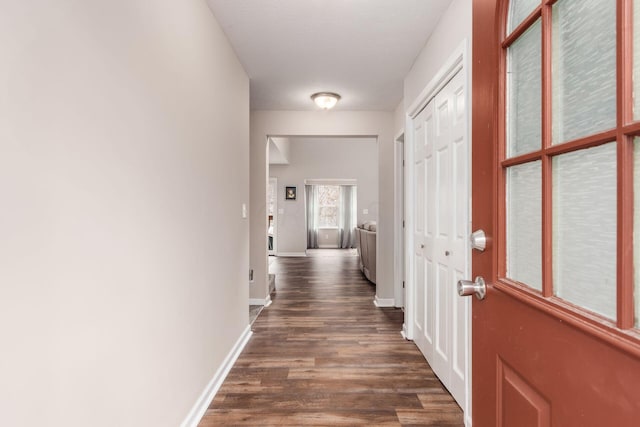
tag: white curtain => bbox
[305,185,319,249]
[339,185,357,248]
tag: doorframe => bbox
[404,40,471,425]
[394,132,405,308]
[268,177,278,255]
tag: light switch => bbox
[242,203,247,218]
[363,209,369,215]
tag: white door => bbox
[411,70,469,408]
[412,103,433,363]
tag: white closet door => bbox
[411,69,469,408]
[412,102,434,362]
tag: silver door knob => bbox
[470,229,487,252]
[420,244,425,248]
[457,276,486,300]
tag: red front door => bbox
[471,0,640,425]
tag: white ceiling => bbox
[206,0,453,111]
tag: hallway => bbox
[200,255,464,426]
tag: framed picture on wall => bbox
[285,186,297,200]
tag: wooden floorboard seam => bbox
[200,254,463,426]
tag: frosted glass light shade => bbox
[311,92,341,109]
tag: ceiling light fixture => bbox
[311,92,341,110]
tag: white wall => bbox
[0,1,249,426]
[270,137,378,254]
[268,137,291,164]
[394,101,406,137]
[404,0,472,109]
[317,228,341,249]
[250,111,394,302]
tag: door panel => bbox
[412,68,468,409]
[446,71,469,404]
[474,289,640,426]
[434,262,449,366]
[432,81,453,387]
[498,358,550,427]
[425,107,436,353]
[471,0,640,425]
[415,254,425,335]
[425,259,434,347]
[413,108,428,357]
[452,268,466,380]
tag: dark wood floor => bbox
[200,254,464,426]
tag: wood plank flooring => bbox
[200,255,464,426]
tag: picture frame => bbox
[285,186,297,200]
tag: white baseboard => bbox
[317,244,339,249]
[181,325,252,427]
[277,252,307,257]
[373,295,395,307]
[401,323,410,340]
[249,294,272,306]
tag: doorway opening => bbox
[268,177,277,256]
[395,132,405,310]
[267,136,377,259]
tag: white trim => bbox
[465,410,473,427]
[394,129,405,143]
[405,108,414,340]
[394,136,405,308]
[304,178,357,186]
[317,244,340,249]
[407,43,466,119]
[180,325,253,427]
[249,294,272,306]
[268,177,277,256]
[373,295,395,307]
[277,252,307,257]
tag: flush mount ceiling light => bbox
[311,92,341,110]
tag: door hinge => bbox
[402,160,405,167]
[402,220,405,228]
[402,281,405,289]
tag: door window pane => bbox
[553,143,617,320]
[552,0,616,144]
[508,0,540,33]
[507,20,542,158]
[507,161,542,290]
